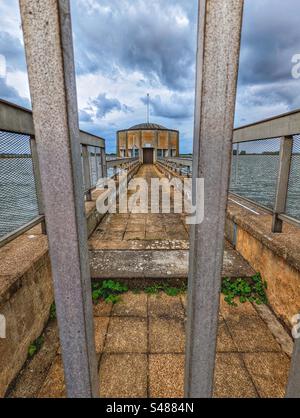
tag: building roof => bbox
[129,123,167,130]
[117,122,179,133]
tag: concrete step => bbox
[89,244,255,287]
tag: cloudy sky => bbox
[0,0,300,153]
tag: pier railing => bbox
[107,157,140,179]
[0,99,106,247]
[158,108,300,233]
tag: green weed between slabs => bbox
[28,336,44,358]
[144,283,187,297]
[49,303,56,320]
[92,281,187,304]
[222,273,268,307]
[92,280,128,304]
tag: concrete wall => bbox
[0,201,104,397]
[0,231,52,397]
[225,209,300,329]
[117,129,179,157]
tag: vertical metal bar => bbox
[101,147,107,178]
[30,136,47,234]
[82,144,92,201]
[95,147,99,183]
[272,136,293,233]
[20,0,99,398]
[286,338,300,398]
[185,0,244,398]
[235,143,240,184]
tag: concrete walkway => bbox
[6,164,293,398]
[89,164,255,283]
[8,292,292,398]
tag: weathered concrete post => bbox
[287,336,300,397]
[185,0,244,398]
[19,0,99,397]
[272,136,293,233]
[82,145,92,201]
[101,148,107,178]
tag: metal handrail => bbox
[0,99,106,247]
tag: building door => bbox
[143,148,153,164]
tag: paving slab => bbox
[213,353,257,398]
[243,353,290,398]
[104,317,148,353]
[112,292,148,318]
[93,300,113,317]
[149,318,185,354]
[99,354,148,398]
[148,293,185,320]
[149,354,185,398]
[225,315,282,353]
[216,321,238,353]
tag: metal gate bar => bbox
[185,0,244,398]
[19,0,99,398]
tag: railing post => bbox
[185,0,244,398]
[235,143,240,184]
[20,0,99,398]
[272,136,293,233]
[82,144,92,201]
[30,136,46,234]
[101,148,107,178]
[286,337,300,398]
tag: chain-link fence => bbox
[88,146,103,188]
[286,135,300,221]
[230,138,281,210]
[0,131,39,239]
[230,135,300,226]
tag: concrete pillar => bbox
[184,0,244,398]
[20,0,99,398]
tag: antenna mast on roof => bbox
[147,93,150,124]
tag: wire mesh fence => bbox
[0,131,39,239]
[88,146,103,188]
[230,138,281,210]
[286,135,300,221]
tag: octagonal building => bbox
[117,123,179,164]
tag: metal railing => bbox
[0,99,106,247]
[107,157,140,179]
[157,109,300,234]
[157,157,192,177]
[232,109,300,233]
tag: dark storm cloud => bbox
[91,93,133,118]
[72,0,197,92]
[141,94,193,119]
[239,0,300,86]
[0,78,30,109]
[235,0,300,124]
